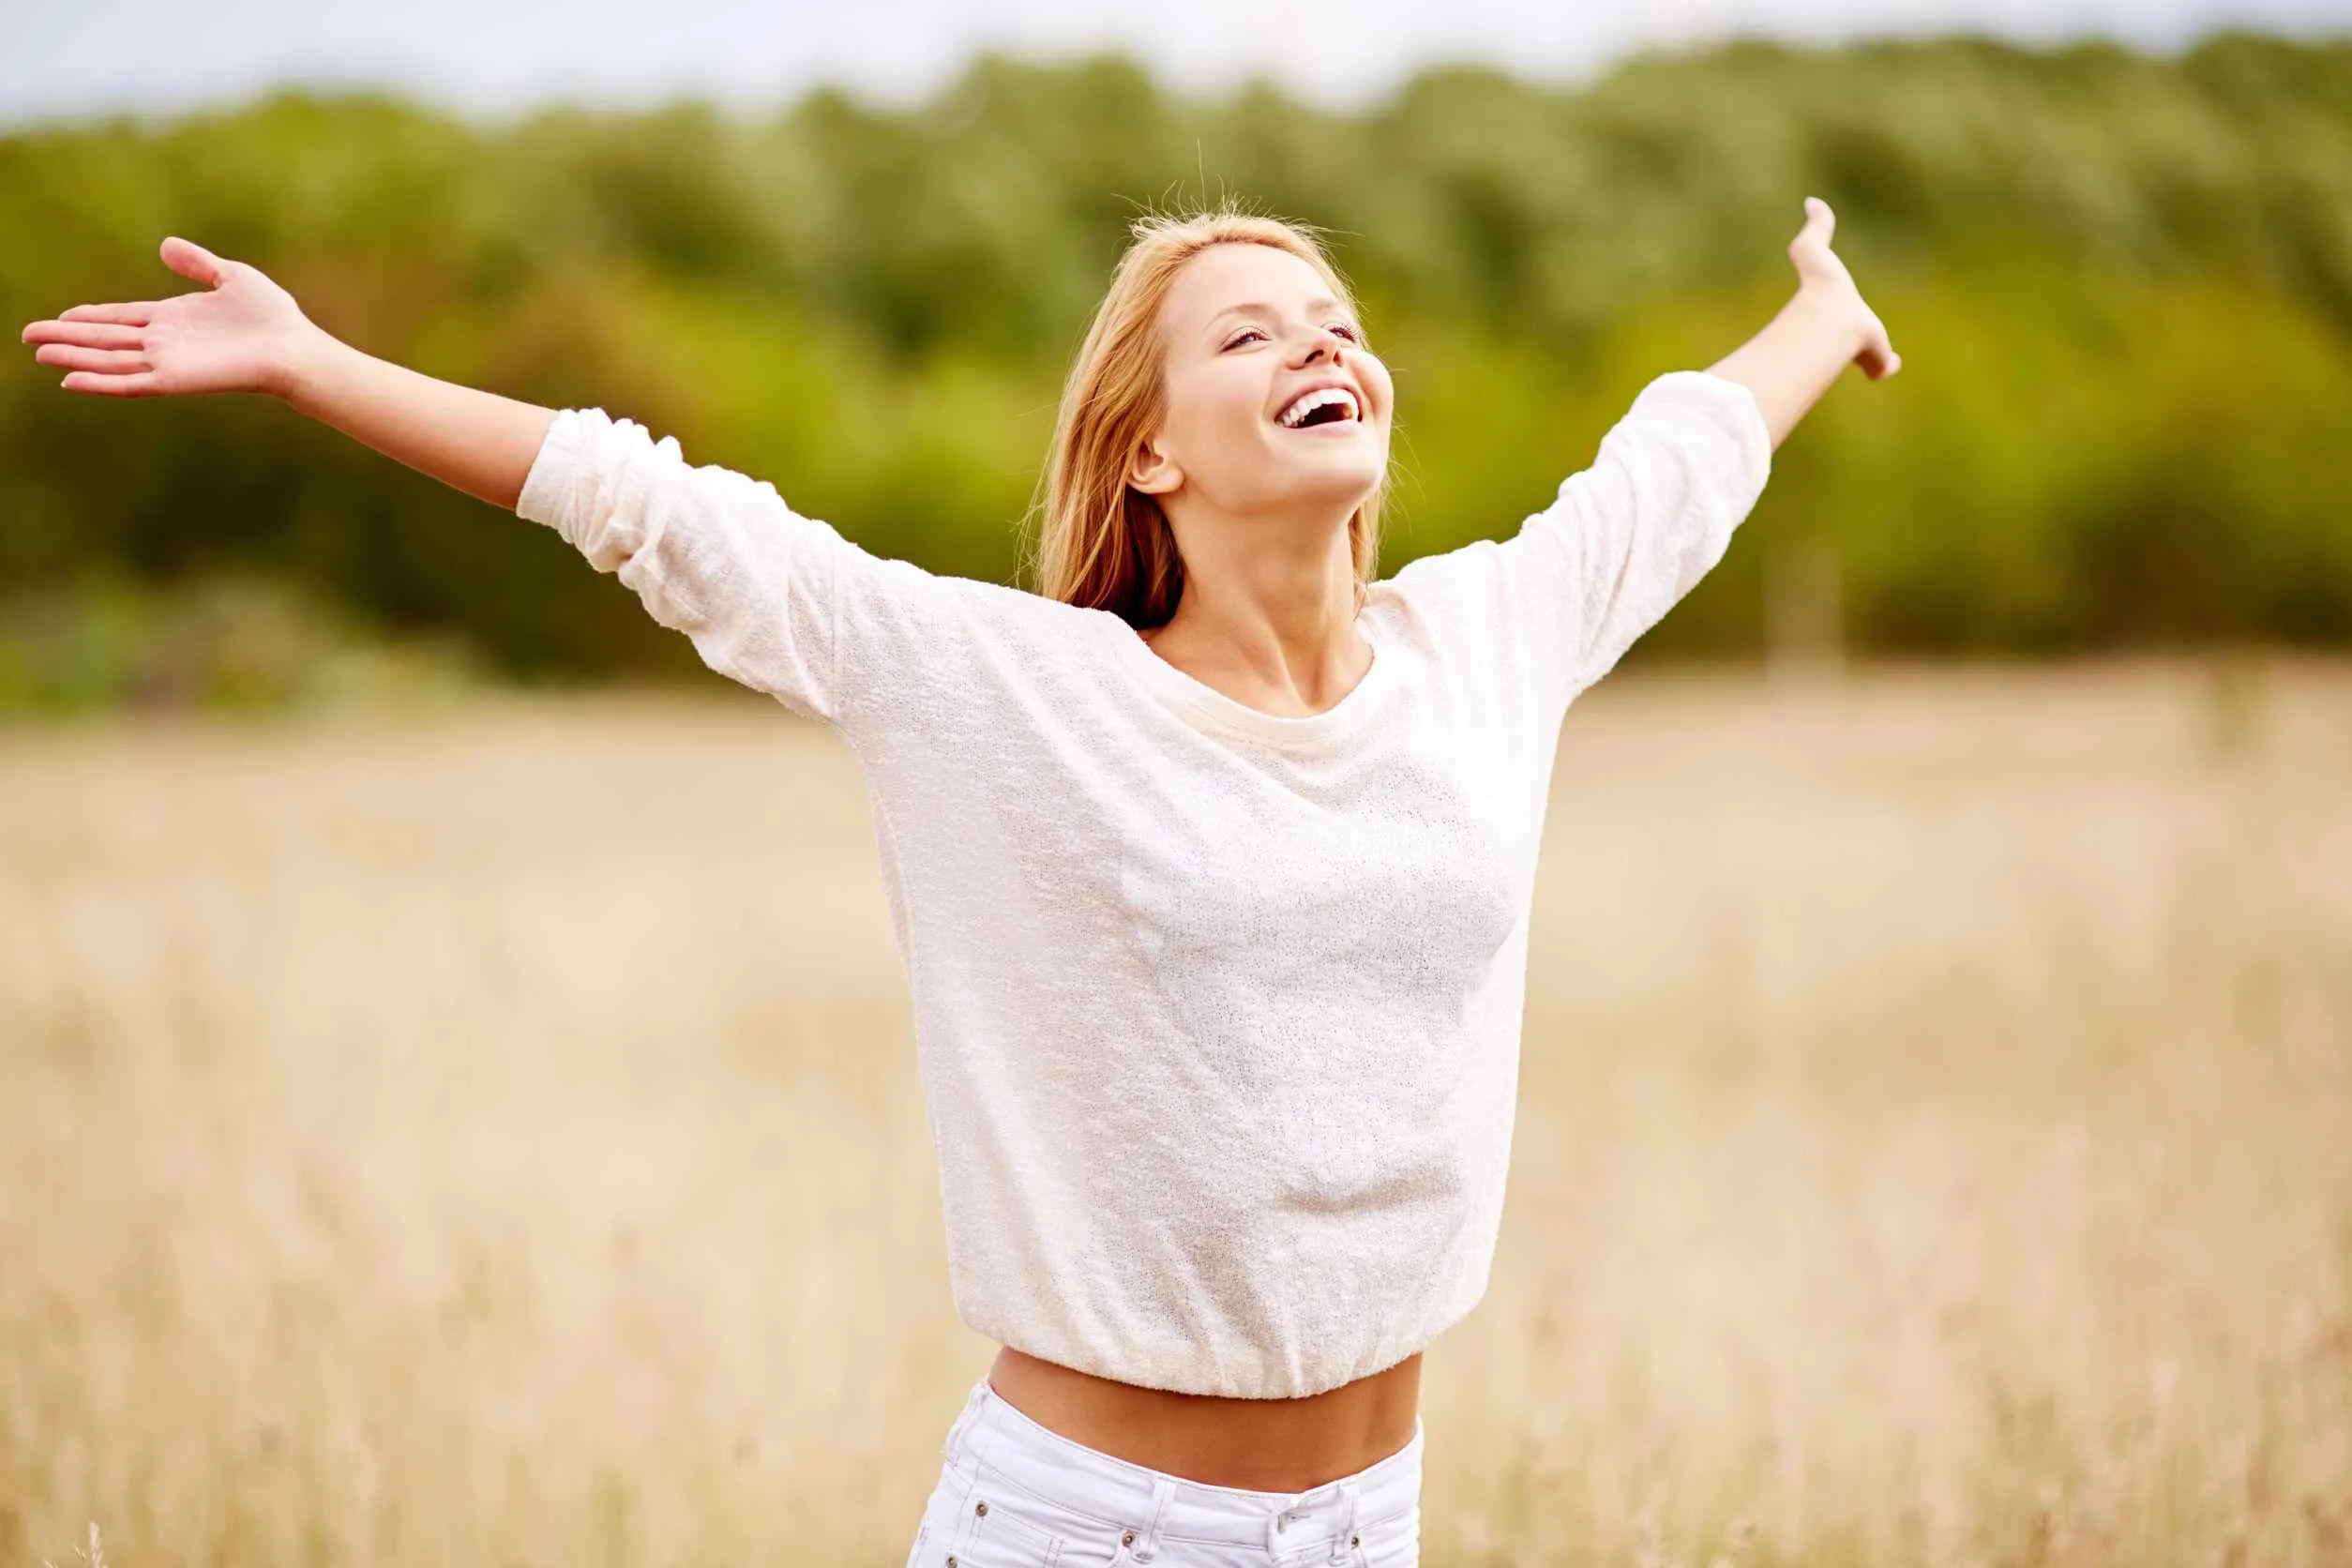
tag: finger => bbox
[60,369,162,397]
[160,235,228,287]
[35,343,151,373]
[1802,194,1835,244]
[23,320,144,349]
[58,303,158,325]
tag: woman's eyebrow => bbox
[1208,297,1348,331]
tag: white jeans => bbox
[902,1375,1424,1568]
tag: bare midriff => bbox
[984,1345,1423,1493]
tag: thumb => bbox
[160,235,230,287]
[1801,195,1835,247]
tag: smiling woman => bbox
[1026,214,1398,685]
[18,193,1894,1568]
[1098,234,1402,723]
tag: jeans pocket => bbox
[1053,1519,1142,1568]
[1356,1501,1421,1566]
[949,1457,1074,1567]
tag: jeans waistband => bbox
[940,1374,1423,1562]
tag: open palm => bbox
[20,236,315,399]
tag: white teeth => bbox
[1276,387,1359,428]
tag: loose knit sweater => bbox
[515,368,1773,1398]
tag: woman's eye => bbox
[1221,324,1363,349]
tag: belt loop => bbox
[1265,1497,1296,1558]
[1131,1475,1178,1563]
[1326,1477,1361,1563]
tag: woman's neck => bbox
[1140,534,1371,718]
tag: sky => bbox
[6,0,2347,131]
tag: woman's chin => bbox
[1266,430,1384,477]
[1291,451,1385,502]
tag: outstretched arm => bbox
[1380,197,1901,726]
[20,236,555,509]
[20,235,963,733]
[1535,197,1897,693]
[1707,196,1902,450]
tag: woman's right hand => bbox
[19,235,325,400]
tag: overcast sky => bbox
[7,0,2347,131]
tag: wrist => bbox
[271,324,354,411]
[1791,283,1868,357]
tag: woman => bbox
[21,198,1897,1567]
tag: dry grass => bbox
[46,1521,108,1568]
[3,657,2347,1567]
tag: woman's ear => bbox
[1127,436,1181,496]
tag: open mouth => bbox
[1274,387,1361,430]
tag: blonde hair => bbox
[1024,204,1386,628]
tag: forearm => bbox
[1704,286,1866,452]
[277,330,556,511]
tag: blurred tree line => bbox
[2,29,2349,706]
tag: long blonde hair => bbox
[1024,205,1387,628]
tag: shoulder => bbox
[929,573,1120,647]
[835,567,1123,722]
[1368,542,1511,645]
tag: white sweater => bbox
[516,369,1772,1398]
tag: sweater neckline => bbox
[1097,595,1399,748]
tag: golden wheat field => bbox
[3,657,2348,1568]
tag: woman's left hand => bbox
[1788,197,1901,382]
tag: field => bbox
[3,658,2347,1568]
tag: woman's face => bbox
[1130,242,1393,526]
